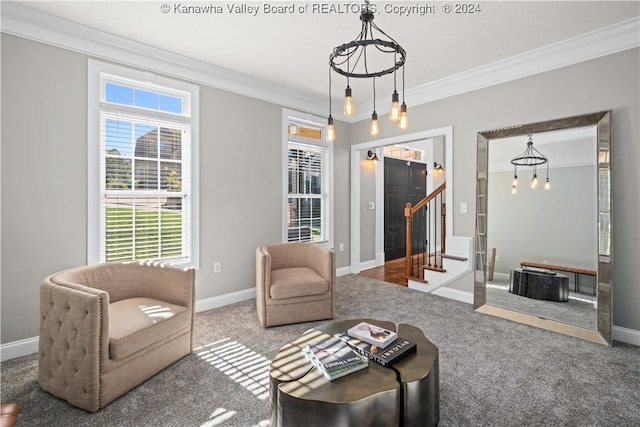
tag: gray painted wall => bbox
[1,35,638,344]
[0,35,353,344]
[351,48,639,331]
[360,150,377,262]
[488,165,598,276]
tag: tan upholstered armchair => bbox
[256,242,335,327]
[38,261,195,412]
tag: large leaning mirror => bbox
[474,111,612,346]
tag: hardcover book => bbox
[347,321,398,348]
[303,336,369,381]
[336,332,417,367]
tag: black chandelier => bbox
[510,134,550,193]
[326,0,407,141]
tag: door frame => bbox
[350,127,454,274]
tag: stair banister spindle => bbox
[404,182,447,282]
[441,199,446,254]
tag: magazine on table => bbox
[302,336,369,381]
[335,332,417,367]
[347,321,398,348]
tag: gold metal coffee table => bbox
[269,318,439,427]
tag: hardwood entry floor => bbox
[359,257,407,287]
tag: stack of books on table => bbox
[335,321,417,367]
[302,336,369,381]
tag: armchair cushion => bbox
[109,297,190,361]
[270,267,329,300]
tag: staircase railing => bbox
[404,182,446,282]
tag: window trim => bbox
[88,59,200,268]
[282,109,333,247]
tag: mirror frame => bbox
[474,111,612,346]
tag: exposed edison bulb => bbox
[398,102,408,130]
[512,185,517,195]
[370,112,379,137]
[512,174,518,187]
[389,91,400,122]
[343,86,354,117]
[544,177,550,190]
[531,173,538,188]
[326,116,335,142]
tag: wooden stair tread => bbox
[441,253,468,261]
[422,265,446,273]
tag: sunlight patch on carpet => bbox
[195,338,271,400]
[201,408,237,426]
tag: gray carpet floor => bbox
[1,274,639,426]
[486,276,597,330]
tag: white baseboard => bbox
[431,287,474,305]
[492,272,510,281]
[336,266,351,277]
[613,325,640,346]
[359,259,377,271]
[195,288,256,313]
[1,336,39,362]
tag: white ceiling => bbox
[9,1,640,114]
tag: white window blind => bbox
[287,141,328,243]
[101,113,190,262]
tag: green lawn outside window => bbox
[105,207,183,262]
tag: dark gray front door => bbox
[384,158,426,261]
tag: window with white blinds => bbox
[89,61,199,266]
[285,115,331,244]
[288,142,327,242]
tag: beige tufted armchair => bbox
[38,261,195,412]
[256,242,335,327]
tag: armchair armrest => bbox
[38,278,108,412]
[256,246,271,325]
[301,244,335,285]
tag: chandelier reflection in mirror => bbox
[510,134,550,194]
[326,0,407,141]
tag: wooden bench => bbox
[520,262,597,295]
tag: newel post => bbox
[404,202,413,280]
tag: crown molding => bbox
[1,2,327,116]
[2,3,638,121]
[351,17,640,122]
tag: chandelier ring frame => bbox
[330,39,406,79]
[510,155,548,167]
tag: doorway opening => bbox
[350,127,454,286]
